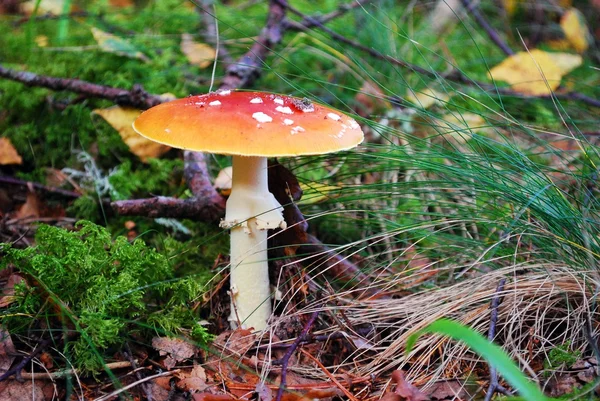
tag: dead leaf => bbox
[0,274,25,308]
[22,0,68,15]
[15,191,41,219]
[177,364,209,392]
[181,33,216,69]
[0,137,22,165]
[193,394,234,401]
[215,328,256,355]
[354,80,391,117]
[91,27,150,62]
[383,370,429,401]
[489,49,582,95]
[152,337,196,370]
[0,327,16,375]
[406,88,449,109]
[0,381,48,401]
[561,8,592,53]
[109,0,134,7]
[35,35,49,47]
[299,182,341,205]
[424,380,474,400]
[214,166,233,196]
[93,106,170,161]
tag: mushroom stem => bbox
[222,156,286,330]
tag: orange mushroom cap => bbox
[132,91,364,157]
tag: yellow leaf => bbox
[436,113,488,144]
[93,106,170,162]
[22,0,67,15]
[91,27,150,62]
[546,52,583,75]
[299,182,341,205]
[502,0,519,16]
[35,35,49,47]
[406,88,449,109]
[560,8,592,53]
[0,137,22,165]
[489,49,582,96]
[181,34,215,69]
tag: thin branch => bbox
[196,0,234,65]
[0,175,81,199]
[284,0,364,31]
[273,309,320,401]
[0,337,54,382]
[0,65,164,109]
[220,0,288,90]
[484,278,512,401]
[93,369,179,401]
[460,0,515,56]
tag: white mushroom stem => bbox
[220,156,286,330]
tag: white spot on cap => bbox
[250,97,263,104]
[273,97,284,105]
[291,126,305,135]
[327,112,341,121]
[209,100,222,106]
[252,112,273,123]
[165,128,171,133]
[283,119,294,126]
[275,106,293,115]
[349,120,359,129]
[194,101,205,106]
[218,90,231,96]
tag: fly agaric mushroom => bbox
[132,91,364,330]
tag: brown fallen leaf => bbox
[15,191,41,219]
[181,33,216,69]
[0,137,22,165]
[489,49,582,96]
[0,381,48,401]
[93,106,171,162]
[0,274,25,308]
[21,0,69,15]
[214,166,233,196]
[354,80,391,117]
[152,337,197,370]
[177,364,209,392]
[0,327,16,375]
[381,370,429,401]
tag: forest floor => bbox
[1,0,600,400]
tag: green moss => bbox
[1,221,213,373]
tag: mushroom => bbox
[132,91,364,331]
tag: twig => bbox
[0,65,164,109]
[273,309,321,401]
[283,1,364,31]
[0,337,54,382]
[300,348,359,401]
[0,175,81,199]
[16,361,135,380]
[111,151,226,223]
[460,0,514,56]
[124,344,152,401]
[484,278,512,401]
[196,0,234,65]
[220,0,288,90]
[93,369,179,401]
